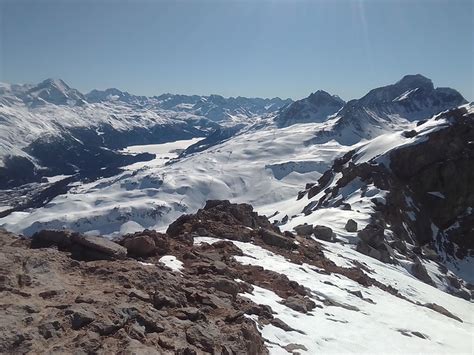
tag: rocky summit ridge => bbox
[1,200,472,354]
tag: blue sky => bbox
[1,0,472,100]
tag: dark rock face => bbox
[388,107,474,257]
[356,223,393,264]
[411,257,436,287]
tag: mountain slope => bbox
[1,201,472,354]
[272,103,474,296]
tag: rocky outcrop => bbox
[167,199,278,243]
[356,224,393,264]
[259,228,296,250]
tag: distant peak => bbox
[308,90,345,105]
[39,78,69,88]
[395,74,433,90]
[309,90,332,97]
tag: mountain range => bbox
[0,74,472,354]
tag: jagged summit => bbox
[305,75,468,145]
[24,78,86,106]
[275,89,345,127]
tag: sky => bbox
[1,0,473,101]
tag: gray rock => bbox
[71,234,127,260]
[294,223,313,236]
[345,219,358,232]
[259,228,296,250]
[313,225,334,241]
[357,224,385,248]
[69,307,95,330]
[282,296,316,313]
[38,321,62,339]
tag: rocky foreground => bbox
[1,201,472,354]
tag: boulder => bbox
[122,235,156,257]
[259,228,296,250]
[313,225,334,242]
[207,277,240,297]
[357,223,385,248]
[345,219,358,232]
[294,224,313,236]
[31,230,73,249]
[71,234,127,260]
[282,296,316,313]
[356,241,393,263]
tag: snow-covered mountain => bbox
[1,75,468,237]
[275,90,345,127]
[86,88,292,123]
[0,75,472,353]
[0,79,291,189]
[306,74,467,145]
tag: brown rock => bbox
[123,235,156,257]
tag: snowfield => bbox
[194,237,473,354]
[0,121,355,237]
